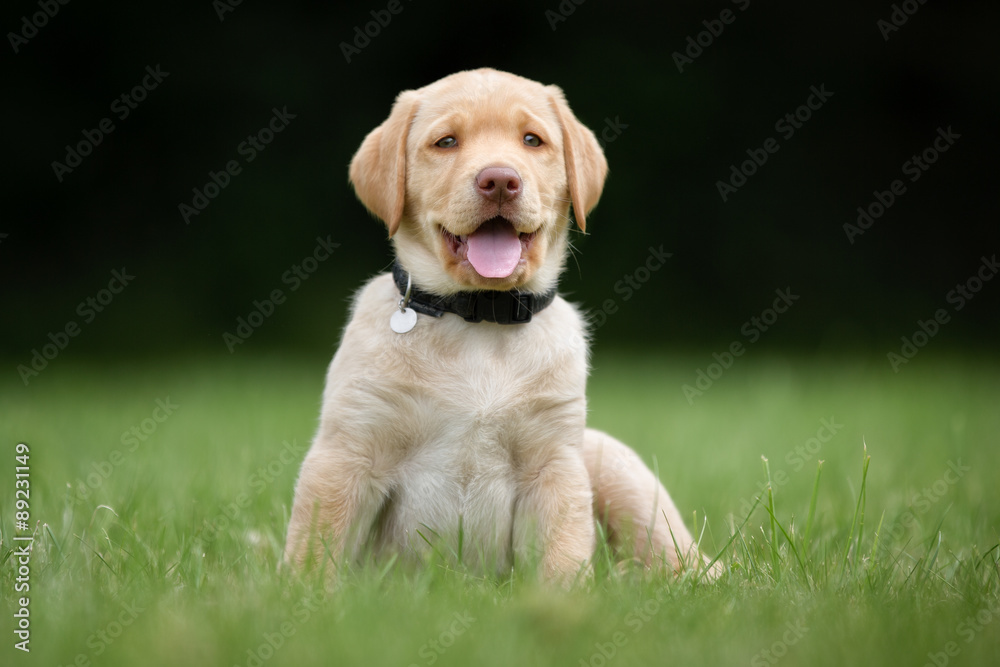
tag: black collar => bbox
[391,261,556,325]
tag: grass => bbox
[2,349,999,666]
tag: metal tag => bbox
[390,307,417,334]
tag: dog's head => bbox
[349,68,608,295]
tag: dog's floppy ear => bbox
[349,90,420,237]
[549,87,608,232]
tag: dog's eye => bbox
[523,133,542,147]
[435,136,457,148]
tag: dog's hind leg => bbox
[581,428,719,578]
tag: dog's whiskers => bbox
[538,201,579,231]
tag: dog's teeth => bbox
[459,235,467,242]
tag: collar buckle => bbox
[460,290,536,324]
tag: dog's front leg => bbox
[513,448,595,583]
[284,443,387,579]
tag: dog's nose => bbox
[475,167,521,203]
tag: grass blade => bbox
[761,500,809,582]
[803,460,824,553]
[702,491,764,581]
[763,456,780,581]
[841,442,871,577]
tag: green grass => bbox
[3,350,999,666]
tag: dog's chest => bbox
[367,312,586,566]
[377,420,520,565]
[329,275,589,569]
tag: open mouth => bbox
[441,216,536,279]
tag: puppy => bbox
[285,68,716,582]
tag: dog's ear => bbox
[548,87,608,232]
[349,90,420,237]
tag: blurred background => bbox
[4,0,998,364]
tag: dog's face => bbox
[349,68,608,295]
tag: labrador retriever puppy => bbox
[285,68,716,582]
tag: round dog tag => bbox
[390,307,417,334]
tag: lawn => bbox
[2,349,999,666]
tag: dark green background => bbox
[4,0,998,364]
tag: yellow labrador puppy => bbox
[285,68,715,582]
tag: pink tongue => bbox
[466,219,522,278]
